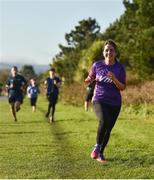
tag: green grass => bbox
[0,96,154,179]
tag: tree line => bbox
[52,0,154,84]
[1,0,153,90]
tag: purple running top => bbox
[87,60,126,106]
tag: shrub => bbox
[58,80,154,106]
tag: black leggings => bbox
[93,101,121,154]
[47,94,58,117]
[30,97,37,106]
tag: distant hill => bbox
[0,62,50,74]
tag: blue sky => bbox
[0,0,125,65]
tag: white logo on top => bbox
[97,75,112,83]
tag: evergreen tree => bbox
[52,18,100,83]
[20,65,36,80]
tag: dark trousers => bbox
[93,101,121,153]
[47,94,58,117]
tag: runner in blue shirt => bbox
[6,66,26,121]
[44,68,61,123]
[27,78,40,112]
[85,40,126,163]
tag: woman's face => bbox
[103,44,116,63]
[49,70,55,77]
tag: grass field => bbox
[0,96,154,179]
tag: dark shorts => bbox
[30,97,37,106]
[85,91,93,102]
[8,93,23,104]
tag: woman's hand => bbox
[107,71,126,91]
[54,80,61,88]
[106,71,116,81]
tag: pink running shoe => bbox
[91,148,99,159]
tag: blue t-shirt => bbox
[87,60,126,106]
[7,74,26,95]
[46,76,61,96]
[27,85,40,98]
